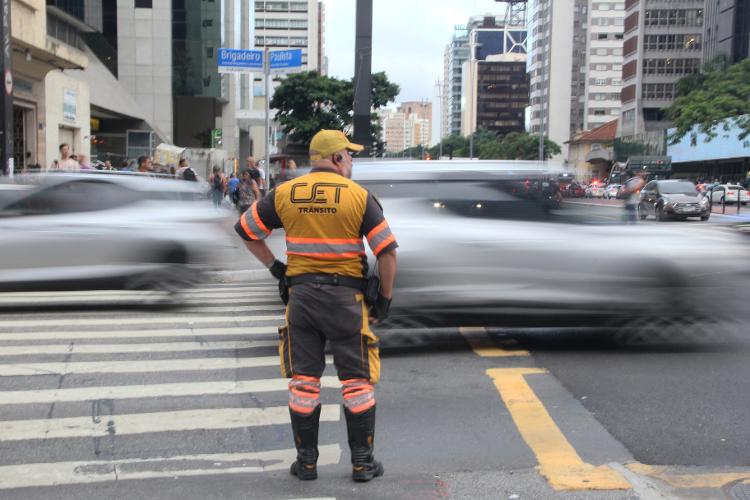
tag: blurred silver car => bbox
[351,161,750,332]
[0,172,236,293]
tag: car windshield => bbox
[659,182,697,195]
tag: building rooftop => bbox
[571,119,618,143]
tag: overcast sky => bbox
[322,0,506,104]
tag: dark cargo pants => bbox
[278,283,380,384]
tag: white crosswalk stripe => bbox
[0,445,342,490]
[0,340,280,356]
[0,405,340,442]
[0,282,345,491]
[0,314,284,329]
[0,376,342,406]
[0,355,333,377]
[0,325,278,341]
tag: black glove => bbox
[369,293,392,322]
[269,259,287,281]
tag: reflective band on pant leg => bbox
[341,378,375,414]
[289,375,321,415]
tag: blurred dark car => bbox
[567,183,586,198]
[638,180,710,221]
[0,173,236,293]
[351,160,748,331]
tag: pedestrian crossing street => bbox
[0,282,343,492]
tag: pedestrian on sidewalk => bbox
[208,166,227,207]
[235,129,398,483]
[622,170,646,224]
[235,169,259,214]
[50,143,79,171]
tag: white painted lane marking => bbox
[0,297,279,306]
[0,340,280,356]
[0,314,284,329]
[0,355,332,377]
[0,405,340,442]
[0,286,278,299]
[0,376,341,406]
[0,326,278,341]
[0,444,341,490]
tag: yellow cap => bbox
[309,130,364,160]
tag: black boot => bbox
[289,405,321,480]
[344,405,384,482]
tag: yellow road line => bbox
[487,367,631,491]
[460,327,530,357]
[628,463,750,489]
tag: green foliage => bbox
[422,130,561,160]
[666,56,750,145]
[269,71,400,151]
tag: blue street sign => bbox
[269,49,303,73]
[218,48,263,73]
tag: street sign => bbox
[218,48,263,73]
[211,128,223,148]
[269,49,302,73]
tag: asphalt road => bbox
[1,278,749,499]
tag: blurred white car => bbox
[585,183,607,198]
[350,161,750,330]
[709,184,750,205]
[604,184,622,199]
[0,172,236,293]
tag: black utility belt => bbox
[286,273,367,291]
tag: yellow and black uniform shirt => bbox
[235,167,398,278]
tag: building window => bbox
[206,47,214,58]
[135,0,152,7]
[642,83,675,100]
[593,109,607,115]
[643,34,702,51]
[598,33,609,40]
[643,58,701,75]
[596,47,609,55]
[595,64,608,70]
[644,9,704,27]
[598,3,611,11]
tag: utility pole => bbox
[352,0,373,155]
[264,46,271,189]
[0,0,13,176]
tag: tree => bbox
[270,71,400,151]
[428,130,560,160]
[666,57,750,145]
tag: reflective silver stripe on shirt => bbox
[242,206,271,240]
[286,241,366,255]
[366,225,394,253]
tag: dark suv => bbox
[638,180,710,221]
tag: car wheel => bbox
[701,214,710,221]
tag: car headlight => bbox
[700,196,709,205]
[663,199,675,207]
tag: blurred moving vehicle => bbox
[566,182,586,198]
[638,180,710,221]
[585,183,607,198]
[709,184,750,205]
[604,184,622,199]
[350,161,748,331]
[0,173,236,293]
